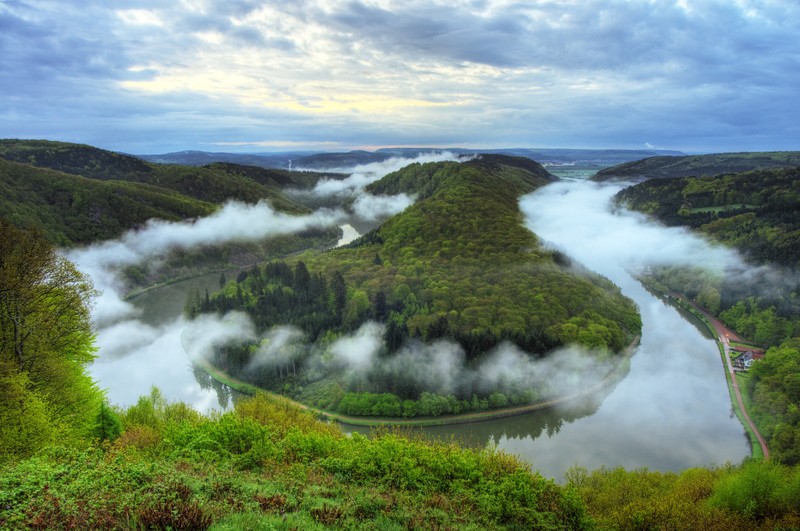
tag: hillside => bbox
[0,139,324,211]
[0,158,215,246]
[192,156,641,418]
[592,151,800,181]
[615,167,800,268]
[0,140,345,245]
[0,139,154,181]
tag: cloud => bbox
[2,1,798,152]
[519,181,740,281]
[321,321,613,400]
[68,200,344,271]
[182,312,258,362]
[291,151,460,221]
[351,193,414,221]
[249,326,307,370]
[331,321,384,373]
[304,151,461,194]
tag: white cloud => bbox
[2,1,798,155]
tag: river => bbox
[90,185,750,480]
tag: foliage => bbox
[569,462,800,530]
[0,392,590,530]
[0,220,102,461]
[91,402,122,443]
[747,339,800,465]
[4,391,800,529]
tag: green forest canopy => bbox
[191,156,641,417]
[592,151,800,181]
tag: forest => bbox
[2,222,800,528]
[617,167,800,464]
[187,157,642,418]
[3,140,800,527]
[0,140,341,289]
[593,151,800,181]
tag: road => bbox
[676,295,770,460]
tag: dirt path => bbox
[673,295,770,460]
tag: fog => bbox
[76,154,459,411]
[291,151,462,223]
[67,201,345,328]
[303,151,461,197]
[520,181,741,281]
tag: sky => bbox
[1,0,798,154]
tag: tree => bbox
[0,219,101,443]
[373,290,389,321]
[92,401,123,442]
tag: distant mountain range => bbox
[139,147,686,171]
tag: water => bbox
[90,196,750,479]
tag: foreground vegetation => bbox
[3,389,800,530]
[1,391,592,530]
[617,167,800,464]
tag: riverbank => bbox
[637,278,769,460]
[189,335,639,428]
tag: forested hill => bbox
[0,140,342,246]
[194,156,641,417]
[0,158,215,246]
[592,151,800,181]
[214,155,640,357]
[614,167,800,268]
[366,153,556,199]
[0,139,317,210]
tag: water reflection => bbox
[90,270,241,413]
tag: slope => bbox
[592,151,800,181]
[0,158,215,246]
[0,139,311,212]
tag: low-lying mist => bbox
[72,153,463,410]
[290,151,462,222]
[520,181,740,282]
[216,319,616,404]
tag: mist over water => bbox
[79,166,750,479]
[468,181,750,478]
[78,153,456,412]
